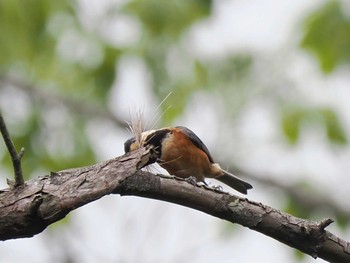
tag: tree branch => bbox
[229,164,350,220]
[2,75,348,222]
[0,111,25,186]
[0,148,349,262]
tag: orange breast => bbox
[159,129,212,182]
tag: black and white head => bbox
[124,128,171,155]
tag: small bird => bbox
[124,126,252,194]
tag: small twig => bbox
[318,218,334,230]
[0,111,25,186]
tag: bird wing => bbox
[175,126,215,163]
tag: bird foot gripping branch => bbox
[124,126,253,194]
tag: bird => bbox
[124,126,252,194]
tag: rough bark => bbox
[0,148,349,262]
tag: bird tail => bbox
[216,170,253,194]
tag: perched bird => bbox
[124,126,252,194]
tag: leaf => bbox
[301,1,350,73]
[125,0,212,39]
[0,0,118,104]
[281,108,304,145]
[281,107,347,145]
[209,54,252,84]
[321,108,347,145]
[90,46,122,101]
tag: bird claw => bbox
[185,176,199,186]
[211,185,223,191]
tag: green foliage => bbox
[0,0,215,178]
[91,46,122,100]
[36,123,96,172]
[284,191,312,220]
[156,54,252,124]
[0,0,120,101]
[156,54,253,124]
[281,106,347,145]
[321,108,347,144]
[281,108,306,145]
[210,55,253,85]
[301,1,350,73]
[0,0,70,65]
[0,0,127,178]
[123,0,251,124]
[125,0,211,39]
[123,0,213,124]
[0,109,96,179]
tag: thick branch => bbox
[0,149,349,262]
[0,147,155,240]
[119,173,350,263]
[0,112,24,186]
[2,75,348,221]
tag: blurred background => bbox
[0,0,350,262]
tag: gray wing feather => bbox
[175,126,215,163]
